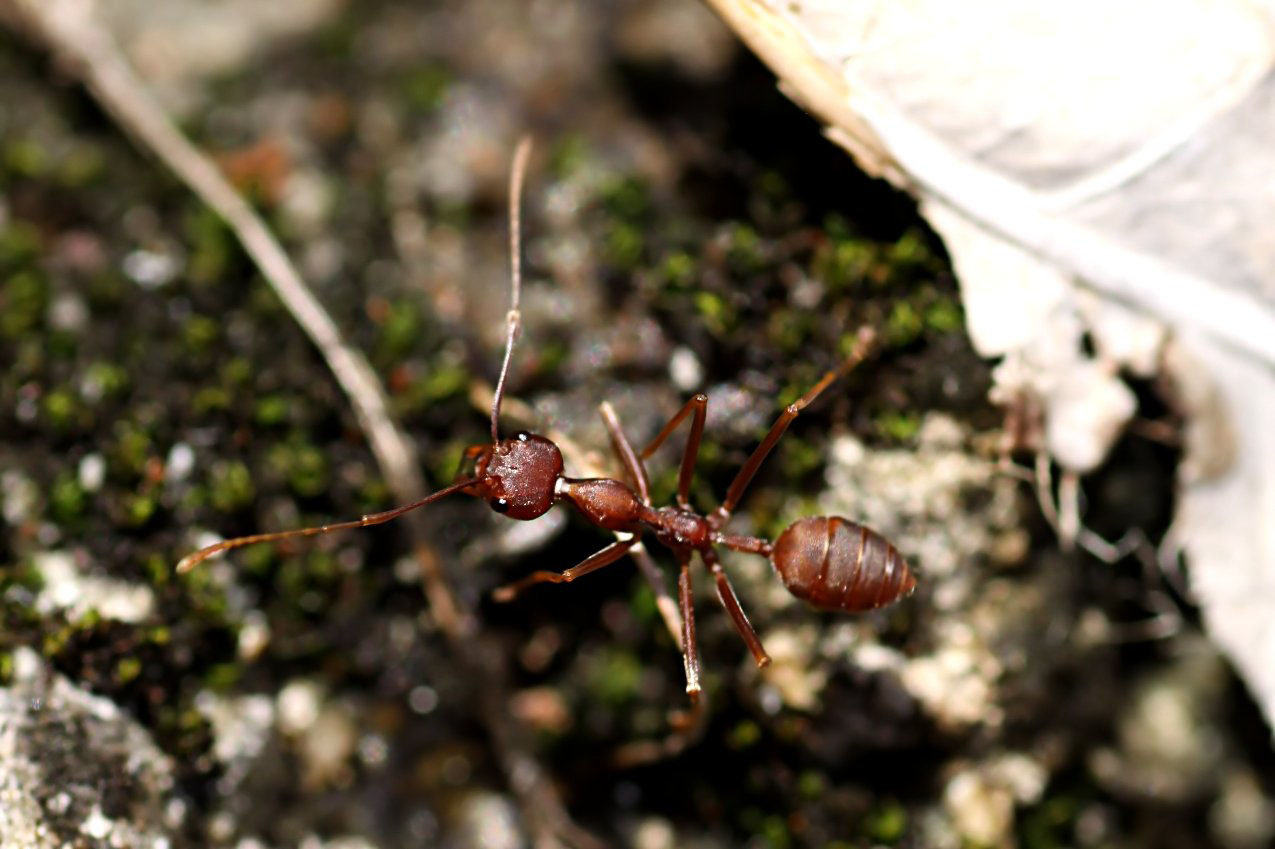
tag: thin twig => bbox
[0,2,597,845]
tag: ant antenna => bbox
[491,135,533,443]
[175,476,479,574]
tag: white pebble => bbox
[78,453,106,492]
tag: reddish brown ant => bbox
[177,138,917,699]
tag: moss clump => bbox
[48,472,87,522]
[875,410,921,443]
[693,290,736,337]
[181,314,221,354]
[253,394,291,426]
[2,270,48,338]
[81,360,131,401]
[208,460,255,513]
[400,66,451,113]
[586,647,643,706]
[42,387,83,433]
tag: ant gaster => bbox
[177,138,917,699]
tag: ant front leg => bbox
[491,535,638,602]
[598,401,652,505]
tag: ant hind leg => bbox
[703,548,770,668]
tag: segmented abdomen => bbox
[770,516,915,612]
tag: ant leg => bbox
[640,394,708,510]
[676,552,702,699]
[598,401,651,505]
[710,328,876,528]
[702,548,770,668]
[491,535,638,602]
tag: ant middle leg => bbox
[676,551,702,700]
[491,535,638,602]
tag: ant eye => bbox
[492,497,511,514]
[515,431,530,442]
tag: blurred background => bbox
[1,1,1272,848]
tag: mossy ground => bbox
[1,2,1271,848]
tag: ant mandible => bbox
[177,137,917,700]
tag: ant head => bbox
[459,431,563,520]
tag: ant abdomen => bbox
[770,516,916,612]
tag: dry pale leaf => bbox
[706,0,1275,734]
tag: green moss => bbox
[115,656,143,684]
[277,549,339,601]
[0,220,41,270]
[767,308,813,353]
[725,222,764,273]
[267,437,330,497]
[1,560,45,593]
[184,205,236,286]
[240,541,278,577]
[287,441,330,498]
[48,472,86,522]
[548,134,589,178]
[1020,796,1078,849]
[727,718,761,749]
[779,437,823,480]
[693,291,735,337]
[586,647,643,706]
[182,314,221,353]
[660,250,697,290]
[42,388,82,432]
[121,492,158,527]
[57,143,106,187]
[885,300,924,348]
[220,356,255,387]
[876,411,921,443]
[192,386,232,415]
[375,299,423,361]
[864,799,907,844]
[82,360,130,400]
[2,270,48,338]
[796,770,825,800]
[758,815,791,849]
[599,175,651,222]
[815,233,874,291]
[400,66,451,112]
[604,222,644,270]
[627,580,658,625]
[142,553,171,589]
[204,661,242,691]
[208,460,255,513]
[111,421,154,478]
[888,229,931,267]
[925,296,964,334]
[400,361,468,412]
[4,137,49,178]
[430,441,469,490]
[254,394,291,426]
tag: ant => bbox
[177,138,917,701]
